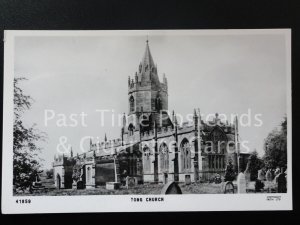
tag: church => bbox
[53,40,249,189]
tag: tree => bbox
[246,150,264,181]
[13,78,46,192]
[46,168,54,179]
[263,117,287,169]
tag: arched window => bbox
[143,146,151,173]
[209,126,227,153]
[181,139,191,171]
[129,96,134,112]
[159,143,169,172]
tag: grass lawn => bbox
[15,182,224,196]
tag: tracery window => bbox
[181,139,191,171]
[159,143,169,172]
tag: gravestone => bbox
[126,176,136,189]
[77,181,85,189]
[106,182,120,190]
[257,169,266,181]
[277,173,287,193]
[265,169,274,192]
[237,172,247,193]
[266,169,273,182]
[223,181,235,194]
[161,181,182,194]
[185,175,191,185]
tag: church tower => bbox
[126,40,171,134]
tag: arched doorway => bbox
[56,174,61,189]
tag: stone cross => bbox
[237,172,247,193]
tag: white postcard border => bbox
[2,29,292,214]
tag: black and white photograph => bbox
[2,30,292,213]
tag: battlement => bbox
[53,154,75,167]
[128,76,167,93]
[90,138,122,152]
[141,125,174,140]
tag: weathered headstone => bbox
[266,169,273,182]
[77,181,85,189]
[106,182,120,190]
[185,175,191,185]
[161,181,182,194]
[223,181,235,194]
[126,176,136,189]
[237,172,247,193]
[265,169,273,192]
[257,169,266,181]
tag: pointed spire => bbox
[70,147,73,157]
[142,38,155,70]
[172,110,175,123]
[193,108,198,118]
[137,39,161,86]
[104,133,107,142]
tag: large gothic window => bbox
[207,127,227,170]
[181,139,191,171]
[129,96,134,112]
[159,143,169,172]
[209,126,227,153]
[143,146,151,173]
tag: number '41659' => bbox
[16,199,31,204]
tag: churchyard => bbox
[15,177,277,196]
[16,182,224,196]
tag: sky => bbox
[14,33,288,169]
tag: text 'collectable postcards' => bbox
[2,29,292,213]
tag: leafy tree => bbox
[246,150,264,181]
[263,117,287,169]
[46,168,54,179]
[13,78,46,192]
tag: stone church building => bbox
[53,41,249,189]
